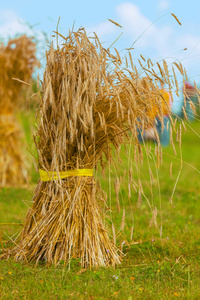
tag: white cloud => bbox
[87,3,172,55]
[0,9,47,70]
[117,3,151,41]
[116,3,172,54]
[0,10,33,40]
[87,21,117,38]
[86,19,124,49]
[0,9,45,47]
[158,0,170,11]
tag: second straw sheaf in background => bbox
[0,35,39,186]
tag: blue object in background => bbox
[172,81,197,122]
[137,116,170,147]
[138,82,198,147]
[156,117,170,147]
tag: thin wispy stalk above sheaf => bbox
[108,19,123,28]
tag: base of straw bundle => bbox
[14,177,121,267]
[0,114,27,186]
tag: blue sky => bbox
[1,0,200,84]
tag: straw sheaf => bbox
[13,28,185,267]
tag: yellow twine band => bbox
[39,169,93,182]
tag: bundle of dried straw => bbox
[0,35,39,185]
[14,28,184,267]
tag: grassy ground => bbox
[0,112,200,299]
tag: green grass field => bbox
[0,111,200,299]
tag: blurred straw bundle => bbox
[0,114,27,185]
[0,35,39,185]
[13,28,184,267]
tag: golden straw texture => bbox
[0,35,39,186]
[0,115,27,185]
[12,28,185,267]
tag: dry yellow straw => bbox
[0,35,39,186]
[12,28,187,268]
